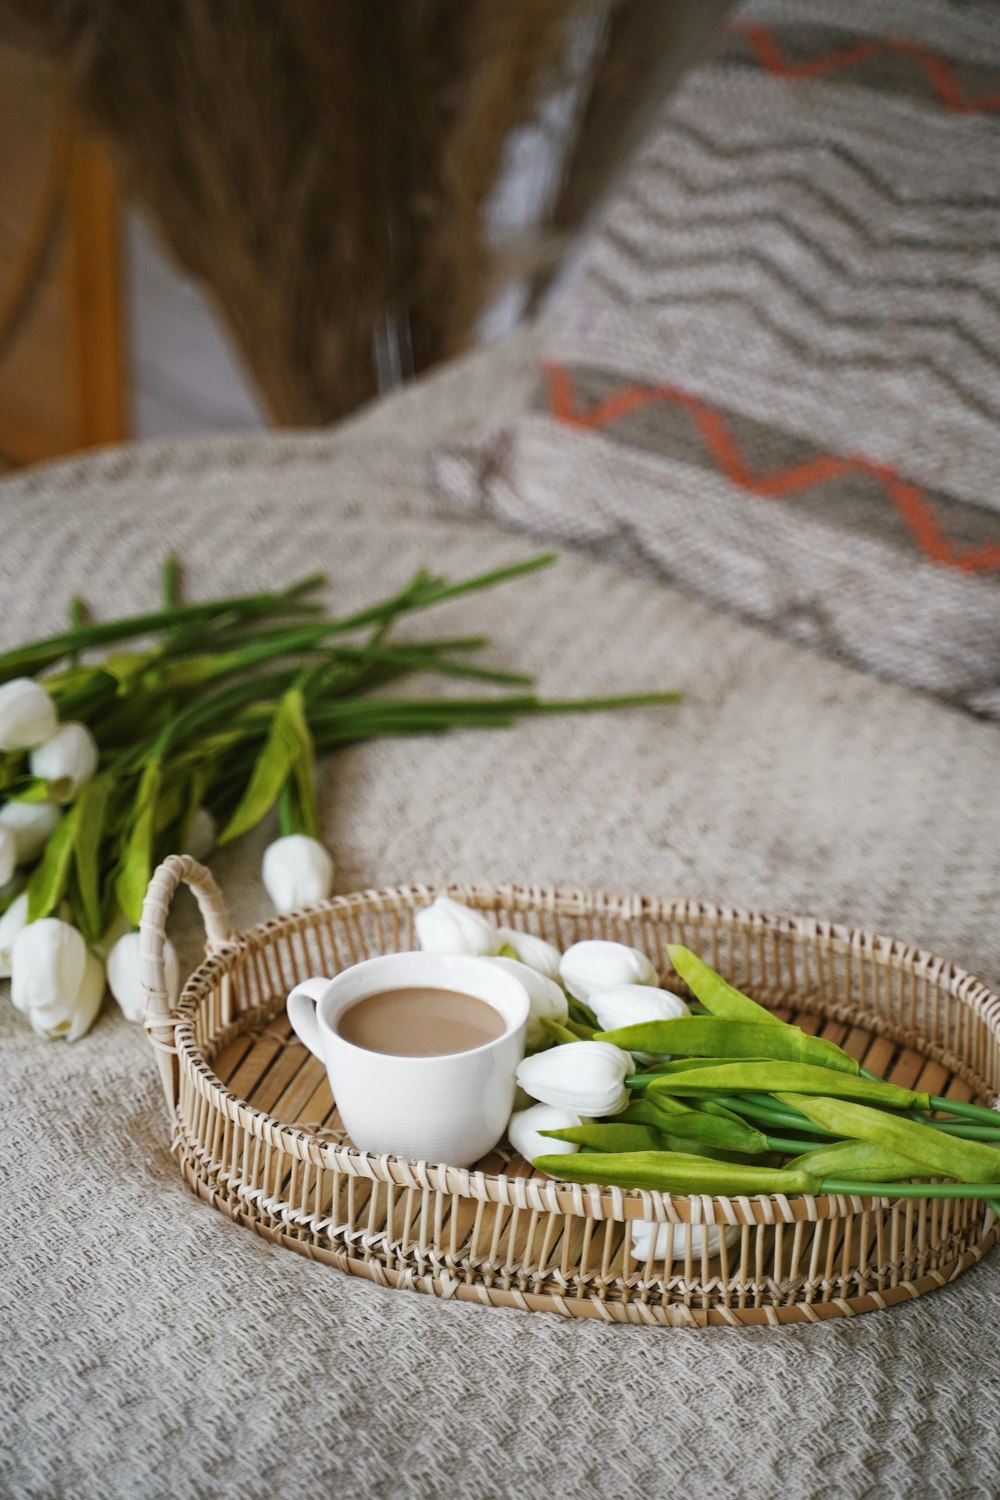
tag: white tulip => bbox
[559,940,657,1002]
[182,806,217,863]
[507,1102,582,1162]
[261,834,334,913]
[630,1220,740,1263]
[11,916,85,1010]
[496,927,561,982]
[25,950,105,1043]
[0,890,29,978]
[516,1040,633,1116]
[590,984,690,1035]
[0,799,61,864]
[0,678,57,752]
[10,917,104,1042]
[490,955,568,1050]
[107,929,180,1023]
[29,722,99,803]
[0,827,14,887]
[414,896,502,957]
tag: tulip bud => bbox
[507,1102,582,1162]
[0,678,58,753]
[29,722,99,803]
[630,1220,740,1264]
[25,950,106,1043]
[11,915,85,1011]
[516,1039,633,1115]
[0,889,29,978]
[0,827,14,888]
[0,799,61,864]
[496,927,561,982]
[11,917,104,1042]
[559,940,657,1002]
[589,984,690,1035]
[261,834,334,913]
[107,929,180,1023]
[182,806,217,863]
[414,895,502,957]
[490,955,568,1050]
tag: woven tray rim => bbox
[158,879,1000,1229]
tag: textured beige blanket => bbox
[3,331,999,1499]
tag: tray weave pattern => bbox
[139,858,1000,1328]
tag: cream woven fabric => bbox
[2,333,1000,1498]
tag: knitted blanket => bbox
[2,332,999,1498]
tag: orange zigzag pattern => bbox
[545,363,1000,575]
[736,21,1000,114]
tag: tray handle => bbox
[139,854,235,1116]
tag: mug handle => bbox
[287,977,329,1059]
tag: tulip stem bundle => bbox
[499,932,1000,1210]
[2,555,682,1041]
[413,904,1000,1215]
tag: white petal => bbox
[507,1103,582,1161]
[590,985,690,1033]
[65,952,106,1042]
[630,1221,740,1263]
[0,827,15,887]
[0,679,58,753]
[22,948,105,1043]
[489,956,567,1049]
[261,835,334,913]
[414,896,501,957]
[11,918,87,1013]
[559,940,657,1002]
[107,929,180,1023]
[0,800,61,864]
[516,1040,633,1114]
[0,890,29,978]
[496,927,561,982]
[29,722,99,803]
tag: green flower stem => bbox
[161,554,181,609]
[709,1093,840,1139]
[626,1080,832,1136]
[910,1116,1000,1140]
[312,554,557,640]
[568,998,598,1028]
[821,1178,1000,1202]
[765,1135,828,1155]
[0,575,327,681]
[326,646,533,687]
[928,1096,1000,1128]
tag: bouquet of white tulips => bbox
[417,899,1000,1240]
[0,557,679,1043]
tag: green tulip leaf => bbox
[27,804,80,922]
[114,753,162,926]
[73,773,113,943]
[219,686,311,844]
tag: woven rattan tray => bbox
[139,857,1000,1328]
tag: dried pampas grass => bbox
[0,0,731,426]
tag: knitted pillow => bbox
[435,0,1000,717]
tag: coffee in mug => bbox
[285,952,530,1166]
[335,987,506,1056]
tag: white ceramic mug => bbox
[286,951,529,1168]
